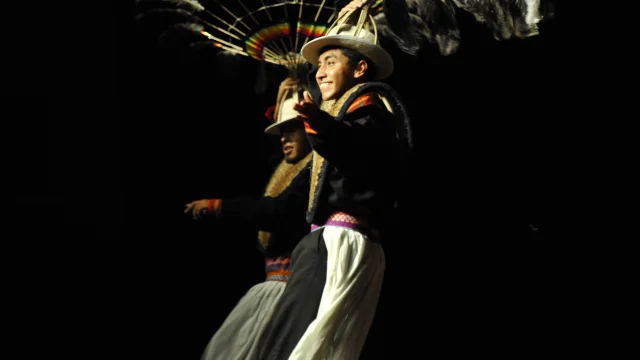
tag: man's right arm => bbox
[216,165,310,234]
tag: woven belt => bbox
[311,211,364,232]
[264,256,291,282]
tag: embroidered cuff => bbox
[304,121,318,135]
[208,199,222,215]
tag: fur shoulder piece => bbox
[336,82,414,152]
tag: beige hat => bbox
[300,4,393,80]
[264,88,303,135]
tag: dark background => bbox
[10,0,595,358]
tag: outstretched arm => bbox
[219,171,309,234]
[184,166,310,234]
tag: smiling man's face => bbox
[315,48,361,101]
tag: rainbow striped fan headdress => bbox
[135,0,383,78]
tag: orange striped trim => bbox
[208,198,222,215]
[346,93,378,113]
[304,121,318,134]
[266,269,291,278]
[306,93,378,135]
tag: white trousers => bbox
[288,226,385,360]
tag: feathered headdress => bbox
[343,0,556,56]
[136,0,556,61]
[134,0,364,80]
[135,0,557,95]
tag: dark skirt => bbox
[258,228,328,360]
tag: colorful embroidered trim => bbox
[304,121,318,135]
[264,256,291,282]
[311,211,361,232]
[346,93,377,113]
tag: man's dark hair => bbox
[319,45,377,81]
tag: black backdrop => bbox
[9,1,591,358]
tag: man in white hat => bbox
[184,76,314,360]
[258,2,412,359]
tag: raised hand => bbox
[279,77,300,92]
[293,91,320,121]
[275,77,301,120]
[293,91,333,134]
[338,0,365,19]
[184,199,210,220]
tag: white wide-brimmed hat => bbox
[264,88,303,135]
[300,4,393,80]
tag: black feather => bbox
[452,0,552,40]
[376,0,425,56]
[409,0,460,55]
[135,8,204,27]
[370,0,556,56]
[135,0,204,14]
[157,23,207,48]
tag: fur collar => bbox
[258,152,312,250]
